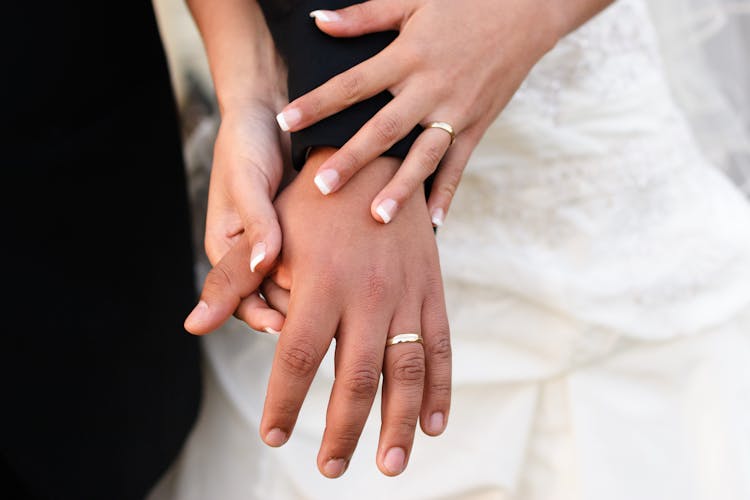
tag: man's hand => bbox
[193,148,451,478]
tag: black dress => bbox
[0,2,201,498]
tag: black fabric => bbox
[1,2,201,499]
[259,0,422,170]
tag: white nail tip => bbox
[250,252,265,273]
[264,327,281,335]
[431,208,445,227]
[309,10,337,22]
[314,174,332,195]
[376,199,397,224]
[276,112,290,132]
[250,242,267,273]
[376,205,392,224]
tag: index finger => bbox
[276,42,405,134]
[259,281,340,447]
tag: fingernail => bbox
[250,242,267,272]
[431,208,445,227]
[428,412,444,434]
[375,199,398,224]
[264,327,281,335]
[309,10,341,22]
[185,301,208,327]
[383,447,406,475]
[276,108,301,131]
[314,169,339,195]
[323,458,347,478]
[265,428,287,447]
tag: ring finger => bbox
[370,122,455,223]
[377,307,425,476]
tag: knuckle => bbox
[364,269,389,303]
[372,114,403,145]
[419,143,444,173]
[351,1,374,20]
[204,262,233,292]
[438,180,458,201]
[271,397,301,421]
[391,350,425,384]
[279,343,320,379]
[336,148,362,175]
[337,70,363,103]
[428,335,452,362]
[390,415,418,436]
[429,380,452,400]
[342,365,381,399]
[327,425,362,452]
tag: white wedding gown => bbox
[152,1,750,498]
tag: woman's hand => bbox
[190,148,452,478]
[184,101,290,335]
[275,0,565,225]
[184,0,293,334]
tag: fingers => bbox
[316,312,390,478]
[426,134,476,227]
[234,292,286,335]
[418,279,451,437]
[309,0,406,37]
[276,44,404,135]
[369,126,452,224]
[310,87,432,196]
[377,306,425,476]
[260,278,290,316]
[184,237,265,335]
[229,169,283,276]
[260,283,340,450]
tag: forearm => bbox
[185,0,286,114]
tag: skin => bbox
[277,0,615,225]
[183,0,616,479]
[189,148,451,478]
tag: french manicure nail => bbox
[383,447,406,475]
[376,199,398,224]
[250,242,267,272]
[265,428,287,447]
[431,208,445,227]
[309,10,341,22]
[429,412,444,434]
[314,169,340,195]
[276,108,301,131]
[185,300,208,327]
[264,327,281,335]
[323,458,347,478]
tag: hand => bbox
[184,100,290,335]
[274,0,563,225]
[192,147,452,478]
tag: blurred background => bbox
[153,0,217,273]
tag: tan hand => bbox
[192,147,451,478]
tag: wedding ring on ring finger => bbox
[426,121,456,146]
[386,333,424,347]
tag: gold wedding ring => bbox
[426,121,456,146]
[386,333,424,347]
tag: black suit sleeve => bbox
[258,0,422,170]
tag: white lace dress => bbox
[152,1,750,498]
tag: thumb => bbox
[185,236,265,335]
[186,171,282,335]
[309,0,406,37]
